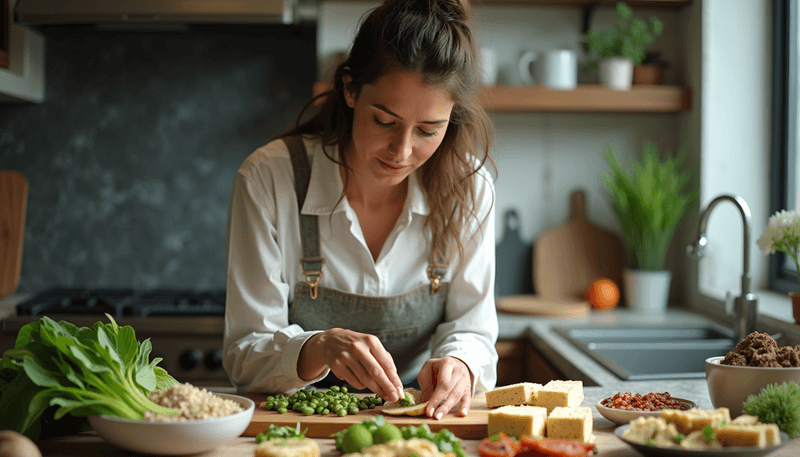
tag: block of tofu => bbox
[536,380,583,413]
[715,424,770,448]
[487,405,548,438]
[660,408,731,435]
[485,383,542,408]
[545,406,593,442]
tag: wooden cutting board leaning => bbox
[495,193,599,316]
[533,189,626,301]
[238,393,489,439]
[0,170,28,297]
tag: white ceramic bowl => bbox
[705,356,800,418]
[88,393,254,455]
[596,396,697,426]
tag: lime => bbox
[372,423,403,445]
[341,424,373,453]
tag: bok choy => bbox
[0,314,179,440]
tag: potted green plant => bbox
[584,2,663,90]
[602,141,697,313]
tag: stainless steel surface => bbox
[555,325,735,381]
[687,195,758,343]
[14,0,299,26]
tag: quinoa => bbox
[143,382,244,422]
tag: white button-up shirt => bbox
[222,136,498,394]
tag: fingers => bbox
[421,357,473,420]
[317,329,403,402]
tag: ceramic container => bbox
[705,356,800,418]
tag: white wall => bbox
[318,0,784,318]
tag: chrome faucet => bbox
[686,195,758,343]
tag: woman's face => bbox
[343,69,455,189]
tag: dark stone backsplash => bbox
[0,25,316,293]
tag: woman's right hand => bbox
[301,328,405,403]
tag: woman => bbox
[223,0,498,419]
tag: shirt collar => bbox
[301,140,430,217]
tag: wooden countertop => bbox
[32,427,800,457]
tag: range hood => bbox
[14,0,299,26]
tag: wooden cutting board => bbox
[533,189,626,301]
[496,294,590,317]
[0,170,28,297]
[238,393,489,439]
[495,209,533,296]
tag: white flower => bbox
[757,209,800,284]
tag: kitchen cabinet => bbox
[495,339,565,386]
[0,0,44,103]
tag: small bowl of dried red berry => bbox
[596,391,696,426]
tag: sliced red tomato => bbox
[518,436,596,457]
[478,433,521,457]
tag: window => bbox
[769,0,800,293]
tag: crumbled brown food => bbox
[720,332,800,367]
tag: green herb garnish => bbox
[0,314,178,441]
[644,438,656,445]
[399,391,415,407]
[673,433,686,444]
[256,423,308,443]
[743,381,800,437]
[702,424,716,442]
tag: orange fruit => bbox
[586,278,620,310]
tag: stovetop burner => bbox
[15,287,226,319]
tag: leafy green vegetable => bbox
[0,314,179,440]
[256,423,307,443]
[673,433,685,444]
[743,381,800,437]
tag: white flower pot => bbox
[622,268,672,314]
[599,57,634,90]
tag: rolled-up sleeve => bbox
[429,167,499,394]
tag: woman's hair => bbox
[284,0,496,266]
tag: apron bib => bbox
[282,136,448,385]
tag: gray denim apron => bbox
[282,136,448,386]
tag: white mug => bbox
[519,49,577,90]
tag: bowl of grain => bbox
[88,383,254,455]
[706,332,800,418]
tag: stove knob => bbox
[204,349,224,371]
[179,349,203,371]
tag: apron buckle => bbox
[427,266,443,295]
[300,257,325,300]
[302,271,323,299]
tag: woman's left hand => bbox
[417,357,473,420]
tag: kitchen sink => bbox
[554,325,736,381]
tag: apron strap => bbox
[283,135,324,299]
[427,240,448,294]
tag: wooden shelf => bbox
[312,82,692,113]
[480,84,692,112]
